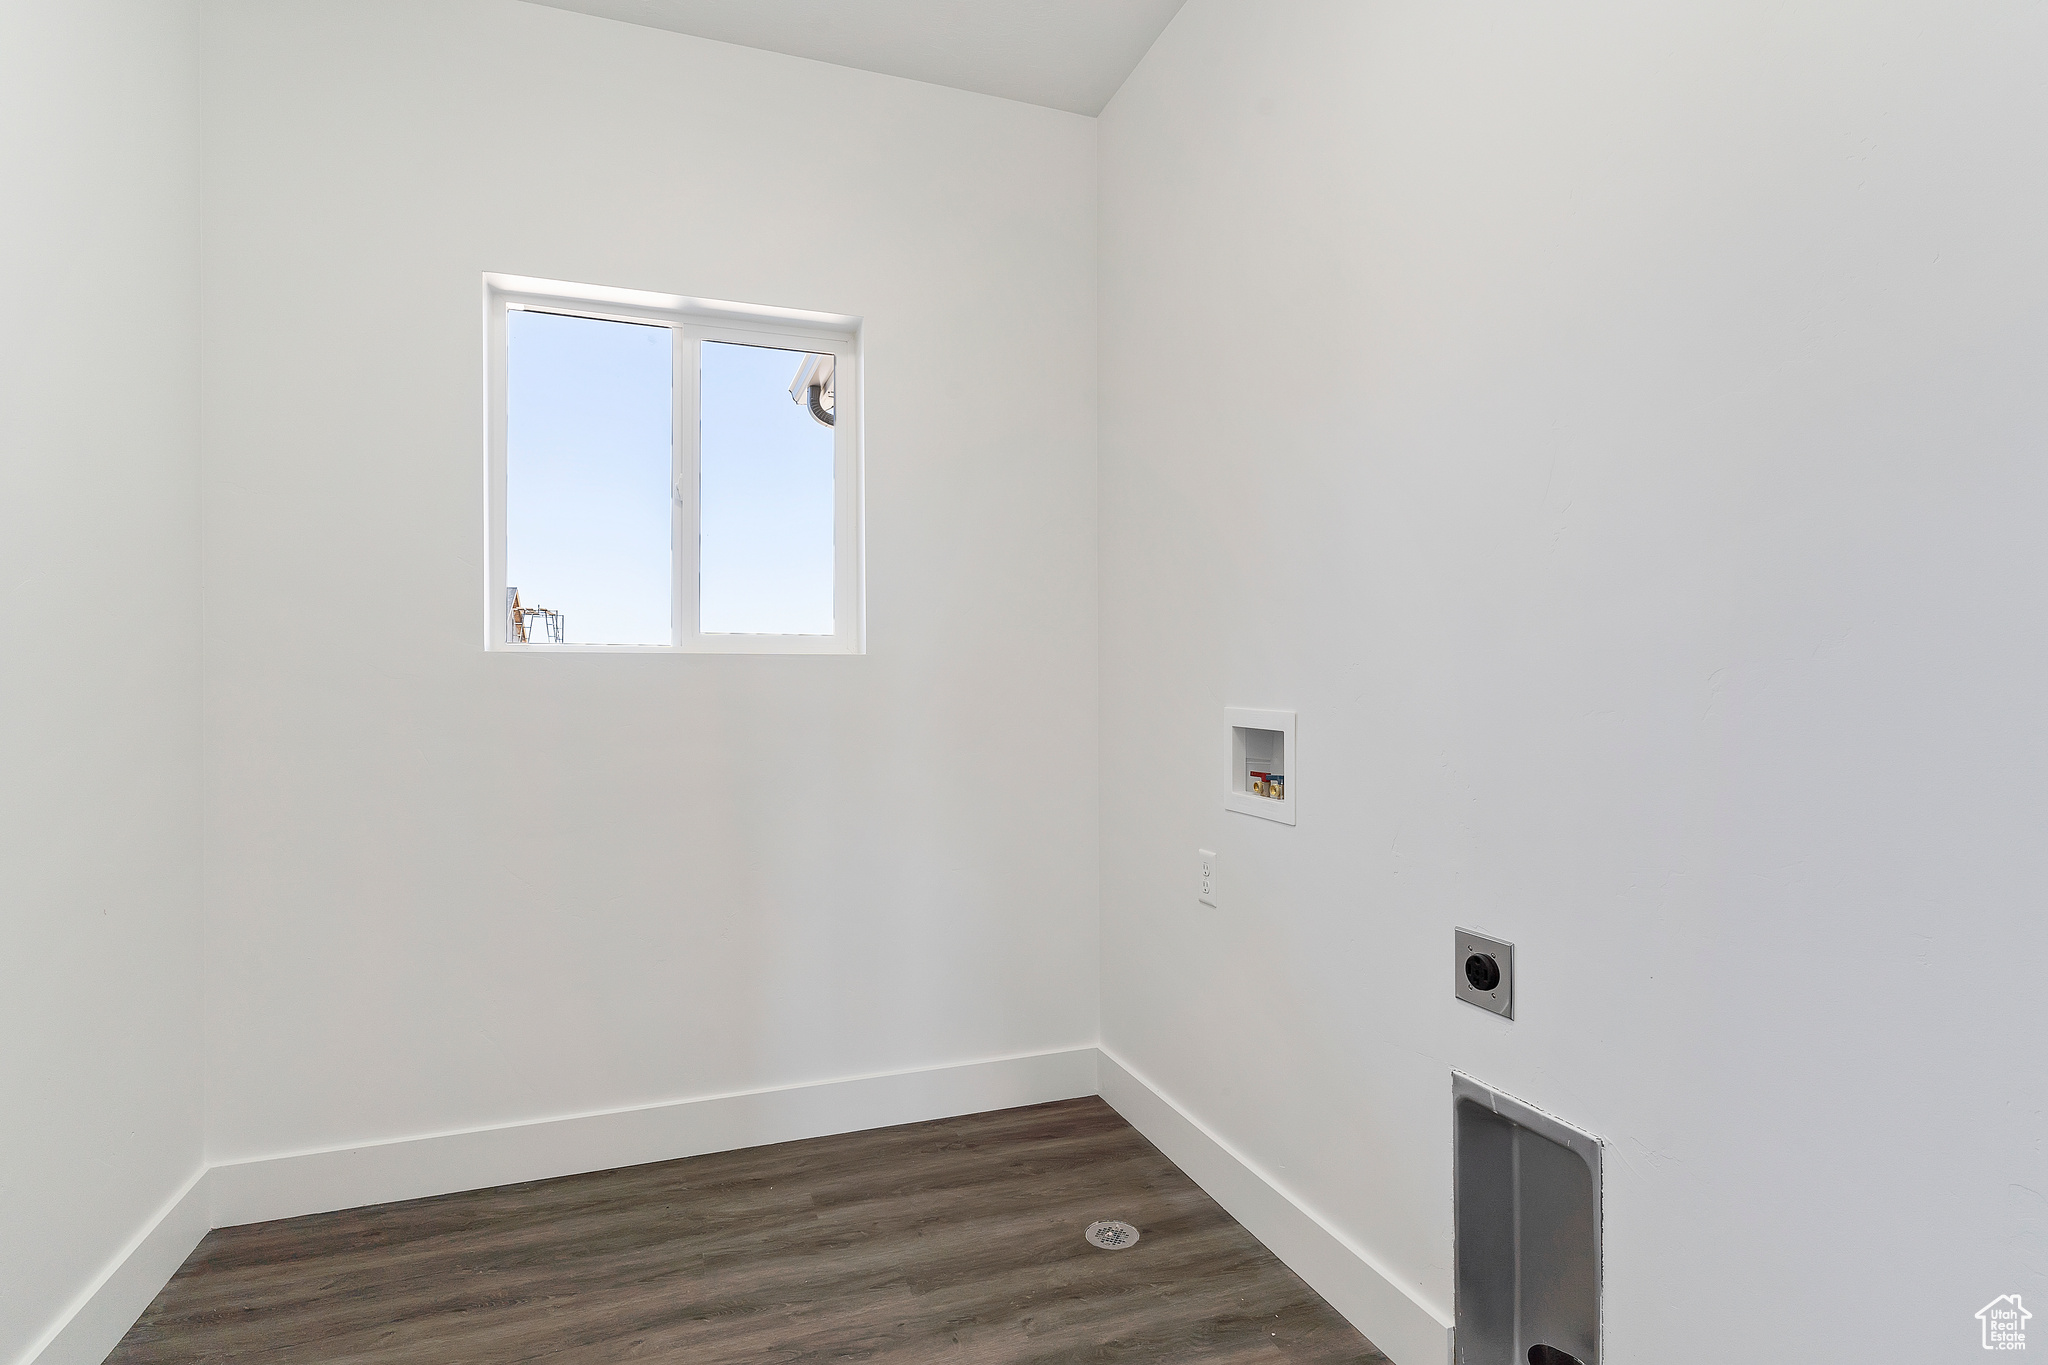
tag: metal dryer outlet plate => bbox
[1455,928,1515,1019]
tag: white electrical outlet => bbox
[1197,849,1218,907]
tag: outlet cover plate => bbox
[1455,928,1515,1019]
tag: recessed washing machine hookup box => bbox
[1225,707,1295,825]
[1453,1072,1603,1365]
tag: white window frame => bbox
[484,273,863,654]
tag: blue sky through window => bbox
[700,340,835,635]
[506,310,671,645]
[506,315,837,643]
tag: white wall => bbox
[200,0,1099,1164]
[17,4,2044,1359]
[0,2,206,1361]
[1099,3,2048,1360]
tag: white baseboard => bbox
[1097,1047,1452,1365]
[23,1048,1093,1365]
[208,1047,1100,1227]
[29,1046,1448,1365]
[17,1167,210,1365]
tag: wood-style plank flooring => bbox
[106,1097,1389,1364]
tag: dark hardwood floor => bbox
[106,1097,1389,1364]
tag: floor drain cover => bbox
[1084,1220,1140,1250]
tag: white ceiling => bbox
[520,0,1186,116]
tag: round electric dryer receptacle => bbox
[1465,952,1501,992]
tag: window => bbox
[485,274,861,653]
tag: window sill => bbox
[488,638,861,656]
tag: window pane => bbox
[505,311,672,645]
[699,340,836,635]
